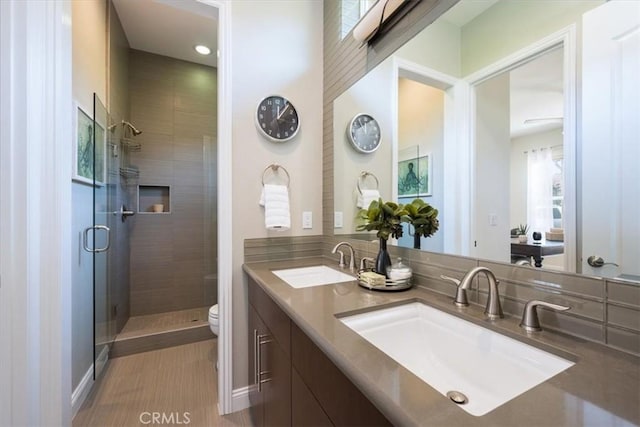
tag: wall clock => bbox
[255,95,300,142]
[347,113,381,153]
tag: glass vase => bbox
[375,238,392,278]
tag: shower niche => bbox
[138,185,171,214]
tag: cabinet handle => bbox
[257,333,272,392]
[259,370,272,388]
[253,329,259,385]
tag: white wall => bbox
[230,0,323,389]
[334,59,394,234]
[474,72,511,262]
[71,0,107,392]
[395,17,461,77]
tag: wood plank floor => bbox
[74,339,252,427]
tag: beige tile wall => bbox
[244,233,640,355]
[128,50,217,316]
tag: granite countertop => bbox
[243,257,640,427]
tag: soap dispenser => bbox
[387,257,412,282]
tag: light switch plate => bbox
[334,211,343,228]
[302,211,312,229]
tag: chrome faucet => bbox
[359,256,374,270]
[331,242,356,270]
[520,300,570,332]
[441,266,504,319]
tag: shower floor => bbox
[112,306,214,357]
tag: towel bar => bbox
[357,171,379,195]
[261,163,290,188]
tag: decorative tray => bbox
[357,268,412,292]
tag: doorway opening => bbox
[469,29,576,272]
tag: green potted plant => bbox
[516,223,529,243]
[404,199,439,249]
[356,199,407,276]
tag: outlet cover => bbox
[302,211,312,229]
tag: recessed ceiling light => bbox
[194,45,211,55]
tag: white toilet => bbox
[208,304,219,336]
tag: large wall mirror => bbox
[333,0,639,283]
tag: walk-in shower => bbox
[108,49,219,358]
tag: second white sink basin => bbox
[340,302,575,416]
[272,265,355,288]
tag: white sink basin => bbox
[272,265,355,288]
[340,302,574,416]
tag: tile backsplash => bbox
[245,235,640,356]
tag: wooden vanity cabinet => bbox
[247,305,266,426]
[291,323,391,427]
[247,277,391,427]
[248,284,291,427]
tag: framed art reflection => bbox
[73,102,105,186]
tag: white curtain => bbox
[527,148,554,234]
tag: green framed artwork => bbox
[398,154,431,197]
[73,103,105,186]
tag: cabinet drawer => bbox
[249,278,290,355]
[291,323,391,427]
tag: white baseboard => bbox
[72,346,109,419]
[71,365,94,419]
[95,345,109,378]
[231,386,250,412]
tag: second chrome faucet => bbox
[331,241,356,270]
[442,266,504,319]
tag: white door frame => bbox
[390,58,470,255]
[464,25,577,272]
[198,0,234,415]
[0,0,236,422]
[0,1,73,425]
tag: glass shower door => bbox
[92,94,116,379]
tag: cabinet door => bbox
[248,304,265,426]
[292,323,391,426]
[292,368,332,426]
[263,331,292,427]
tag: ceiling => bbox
[441,0,563,138]
[112,0,218,67]
[510,48,564,138]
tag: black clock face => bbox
[256,95,300,142]
[348,114,381,153]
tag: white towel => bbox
[259,184,291,230]
[357,189,381,209]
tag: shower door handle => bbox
[114,204,136,223]
[83,225,111,253]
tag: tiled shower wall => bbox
[128,50,217,316]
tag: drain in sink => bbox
[447,391,468,405]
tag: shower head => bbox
[122,120,143,136]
